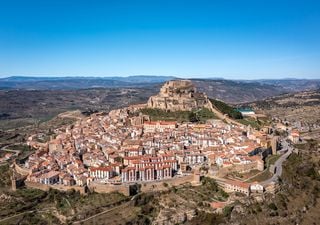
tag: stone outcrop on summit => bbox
[147,80,210,111]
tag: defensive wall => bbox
[88,183,130,196]
[25,181,86,194]
[217,161,262,177]
[140,174,196,192]
[14,163,31,176]
[88,174,196,196]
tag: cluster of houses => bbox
[217,179,264,196]
[24,106,268,188]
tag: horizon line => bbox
[1,75,319,81]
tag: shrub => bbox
[268,203,278,211]
[223,206,234,217]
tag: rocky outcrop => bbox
[147,80,210,111]
[146,80,244,126]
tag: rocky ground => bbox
[241,90,320,132]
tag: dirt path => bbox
[0,210,35,223]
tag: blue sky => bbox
[1,0,319,79]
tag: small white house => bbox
[250,182,264,193]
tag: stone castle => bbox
[147,80,210,111]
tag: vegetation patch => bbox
[0,188,129,224]
[0,165,11,188]
[186,210,224,225]
[247,170,273,182]
[140,108,217,123]
[175,177,229,204]
[237,118,262,129]
[266,154,281,167]
[209,98,243,119]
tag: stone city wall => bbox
[14,163,31,176]
[25,181,86,194]
[140,175,195,192]
[88,183,130,196]
[24,175,195,196]
[217,162,260,177]
[88,175,195,195]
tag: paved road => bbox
[0,143,22,165]
[260,139,293,186]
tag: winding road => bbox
[0,143,21,165]
[260,139,293,186]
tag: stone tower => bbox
[192,169,201,185]
[11,171,17,191]
[271,136,279,155]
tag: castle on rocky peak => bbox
[147,80,210,111]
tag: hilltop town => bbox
[16,80,279,197]
[1,80,318,225]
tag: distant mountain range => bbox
[1,76,319,103]
[0,76,176,90]
[191,78,320,103]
